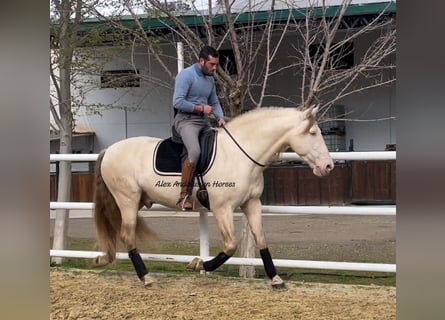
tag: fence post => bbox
[51,159,72,264]
[199,210,210,258]
[239,216,256,278]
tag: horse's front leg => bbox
[241,198,286,289]
[189,206,237,272]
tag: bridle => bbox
[221,124,266,168]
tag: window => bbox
[309,42,354,70]
[320,105,346,152]
[218,49,237,75]
[100,69,140,88]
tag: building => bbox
[50,0,396,205]
[51,0,396,153]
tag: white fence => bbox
[50,152,396,273]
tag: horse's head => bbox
[288,106,334,177]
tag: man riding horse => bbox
[173,46,226,210]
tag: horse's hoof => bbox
[143,275,155,287]
[94,255,109,267]
[271,275,287,290]
[188,257,204,271]
[271,282,287,290]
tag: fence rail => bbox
[50,250,396,273]
[50,151,396,162]
[50,152,397,273]
[50,202,396,216]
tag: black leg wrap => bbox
[128,248,148,281]
[203,252,231,272]
[260,248,277,279]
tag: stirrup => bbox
[176,194,193,211]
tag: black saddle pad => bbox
[153,129,217,175]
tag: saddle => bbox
[153,126,217,176]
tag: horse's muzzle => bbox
[313,160,334,177]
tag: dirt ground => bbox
[50,211,396,319]
[50,268,395,320]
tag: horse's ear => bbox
[303,104,318,120]
[312,105,319,116]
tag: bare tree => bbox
[50,0,85,264]
[51,0,126,263]
[91,0,295,116]
[87,0,395,276]
[285,0,396,117]
[90,0,395,120]
[86,0,291,277]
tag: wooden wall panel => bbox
[50,161,395,206]
[50,174,57,201]
[296,168,322,205]
[71,173,95,202]
[351,161,396,204]
[390,161,396,201]
[319,164,350,205]
[262,163,351,205]
[50,173,95,202]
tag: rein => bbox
[221,124,266,167]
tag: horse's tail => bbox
[94,149,158,265]
[94,149,120,264]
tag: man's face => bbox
[199,55,219,76]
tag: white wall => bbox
[74,44,177,151]
[257,29,396,151]
[339,31,396,151]
[342,84,396,151]
[73,29,395,152]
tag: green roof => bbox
[78,2,396,33]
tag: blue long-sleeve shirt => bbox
[173,63,224,120]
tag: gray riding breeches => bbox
[174,112,210,164]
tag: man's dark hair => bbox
[199,46,219,61]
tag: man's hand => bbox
[218,118,226,126]
[194,104,214,115]
[202,104,214,115]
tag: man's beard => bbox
[202,65,214,76]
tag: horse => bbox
[93,105,334,288]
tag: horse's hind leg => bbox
[241,198,286,289]
[116,199,154,287]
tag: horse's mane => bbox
[225,106,303,129]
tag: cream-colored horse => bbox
[94,106,333,288]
